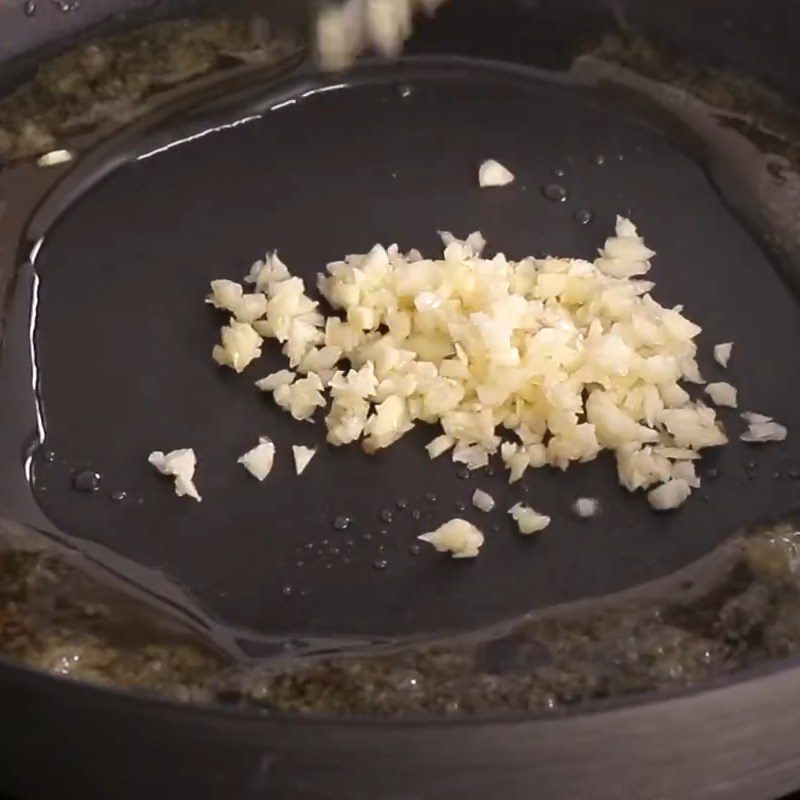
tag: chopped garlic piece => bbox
[657,405,728,450]
[508,503,550,535]
[272,373,326,421]
[245,251,291,290]
[208,280,268,323]
[292,445,317,475]
[315,0,446,70]
[573,497,600,518]
[426,434,455,459]
[418,518,484,558]
[238,437,276,481]
[438,230,486,258]
[255,370,296,392]
[655,446,701,461]
[148,449,201,502]
[212,321,262,373]
[453,441,490,470]
[741,420,788,443]
[648,479,691,511]
[714,342,733,368]
[478,159,515,188]
[208,279,243,311]
[616,445,672,492]
[472,489,496,513]
[741,411,774,425]
[37,149,73,167]
[739,411,787,442]
[671,460,700,488]
[595,216,655,278]
[705,382,738,408]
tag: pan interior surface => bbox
[5,59,800,645]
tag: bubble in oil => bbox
[396,498,408,510]
[397,84,414,99]
[332,515,351,531]
[409,543,421,556]
[573,207,595,225]
[551,166,565,177]
[594,154,606,165]
[73,470,101,493]
[425,492,437,503]
[24,0,36,16]
[456,467,470,480]
[411,509,421,520]
[41,450,56,463]
[281,585,293,597]
[373,559,388,570]
[541,183,567,202]
[110,490,127,502]
[380,508,394,523]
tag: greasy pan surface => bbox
[2,58,800,644]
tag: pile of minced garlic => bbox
[206,217,777,499]
[150,215,787,557]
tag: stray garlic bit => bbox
[509,503,550,534]
[472,489,496,513]
[419,518,484,558]
[713,342,733,368]
[293,445,317,475]
[740,412,788,443]
[148,449,202,502]
[478,159,515,188]
[238,437,276,481]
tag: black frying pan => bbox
[1,1,800,798]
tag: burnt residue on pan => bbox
[2,14,800,717]
[0,17,303,163]
[4,519,800,715]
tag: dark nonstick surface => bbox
[1,58,798,646]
